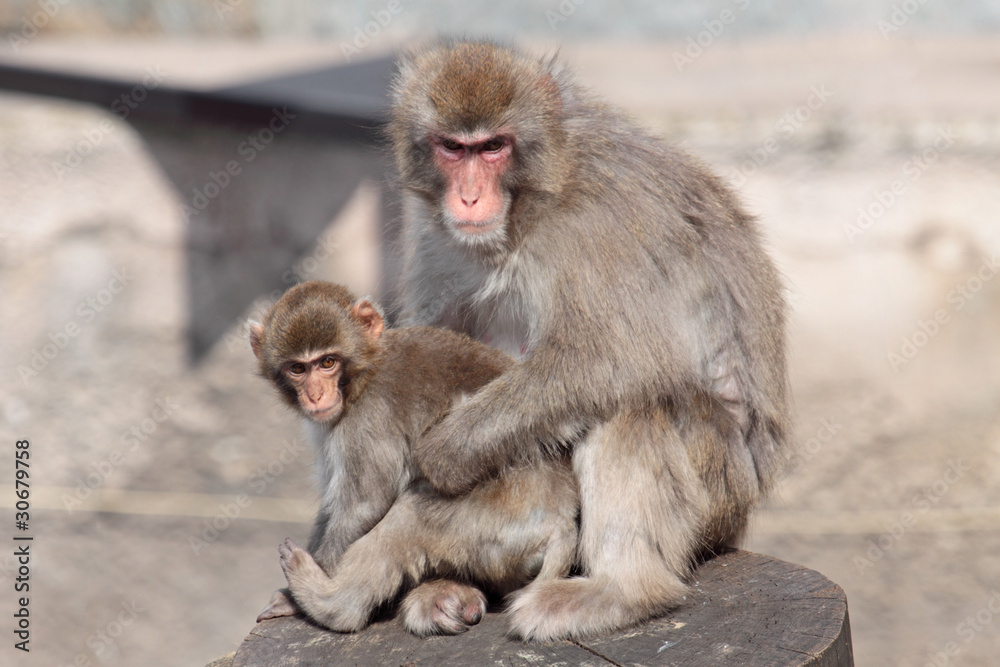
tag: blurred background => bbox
[1,1,999,665]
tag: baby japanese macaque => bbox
[250,281,578,636]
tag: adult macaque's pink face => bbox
[431,134,512,236]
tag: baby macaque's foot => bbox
[401,580,488,636]
[256,588,299,622]
[278,538,326,586]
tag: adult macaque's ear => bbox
[351,299,384,342]
[248,321,265,358]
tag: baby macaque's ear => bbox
[248,321,265,358]
[350,299,384,341]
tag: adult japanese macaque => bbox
[391,41,790,641]
[249,281,577,635]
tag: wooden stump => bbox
[221,551,853,666]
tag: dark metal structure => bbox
[0,54,397,359]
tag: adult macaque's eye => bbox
[320,356,338,370]
[481,138,504,152]
[441,138,462,151]
[288,363,306,376]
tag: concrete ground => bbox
[1,35,999,666]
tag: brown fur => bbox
[251,281,578,636]
[390,41,790,640]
